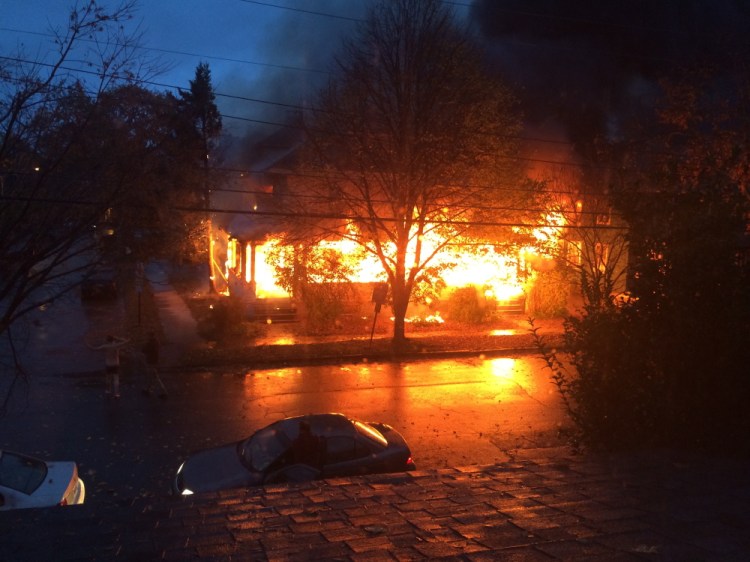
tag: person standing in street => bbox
[88,334,129,398]
[141,331,167,398]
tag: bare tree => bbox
[541,172,630,310]
[0,1,148,397]
[291,0,536,347]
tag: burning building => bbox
[208,124,627,330]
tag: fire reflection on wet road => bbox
[229,355,566,469]
[0,354,570,501]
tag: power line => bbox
[143,47,328,77]
[237,0,363,22]
[209,185,620,219]
[235,0,716,41]
[201,204,628,231]
[3,0,728,87]
[3,157,615,201]
[0,26,331,77]
[236,0,475,21]
[1,52,583,152]
[0,54,307,113]
[1,71,592,176]
[0,193,626,231]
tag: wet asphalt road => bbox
[0,355,568,506]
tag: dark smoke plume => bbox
[471,0,750,144]
[221,1,370,166]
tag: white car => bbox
[0,450,85,510]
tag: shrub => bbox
[300,283,357,335]
[195,296,266,345]
[535,284,750,455]
[527,268,571,318]
[533,307,667,451]
[446,286,487,324]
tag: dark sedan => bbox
[173,413,415,495]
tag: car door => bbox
[263,463,321,485]
[320,435,377,478]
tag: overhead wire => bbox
[2,153,618,202]
[237,0,363,22]
[0,193,626,231]
[234,0,725,42]
[0,26,331,77]
[1,52,596,175]
[2,0,737,77]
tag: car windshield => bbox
[353,421,388,447]
[239,426,291,472]
[0,451,47,494]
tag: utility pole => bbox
[205,149,216,294]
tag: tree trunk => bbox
[391,251,409,349]
[391,288,408,348]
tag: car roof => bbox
[274,413,354,438]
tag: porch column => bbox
[249,241,257,298]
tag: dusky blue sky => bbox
[0,1,386,135]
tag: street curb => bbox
[42,343,552,379]
[173,345,545,374]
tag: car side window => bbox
[242,428,290,472]
[324,436,371,464]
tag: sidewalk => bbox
[6,259,560,380]
[143,261,203,369]
[4,261,201,379]
[2,449,749,561]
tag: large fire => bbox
[238,218,563,310]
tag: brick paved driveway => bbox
[2,449,749,561]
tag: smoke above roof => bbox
[470,0,750,143]
[219,2,370,165]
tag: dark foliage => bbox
[537,66,750,455]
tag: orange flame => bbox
[244,215,564,304]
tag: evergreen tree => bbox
[180,62,223,291]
